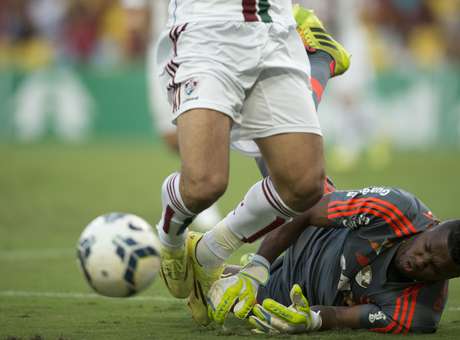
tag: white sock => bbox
[197,221,243,267]
[226,177,299,241]
[156,172,195,248]
[196,177,299,267]
[193,203,222,232]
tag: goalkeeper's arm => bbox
[256,185,411,264]
[256,193,332,263]
[256,213,310,263]
[310,305,363,330]
[251,299,388,333]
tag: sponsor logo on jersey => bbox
[341,214,371,229]
[346,187,391,198]
[368,311,387,323]
[355,265,372,288]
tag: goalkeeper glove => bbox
[207,254,270,324]
[249,284,322,334]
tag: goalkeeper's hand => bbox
[249,284,322,334]
[207,254,270,324]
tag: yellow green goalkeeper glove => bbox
[207,254,270,324]
[249,284,322,334]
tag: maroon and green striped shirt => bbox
[166,0,296,27]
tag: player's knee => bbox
[183,172,228,210]
[283,169,325,212]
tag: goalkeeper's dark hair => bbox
[446,219,460,266]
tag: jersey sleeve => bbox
[359,282,447,334]
[326,187,425,240]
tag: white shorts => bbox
[147,43,175,134]
[155,21,321,152]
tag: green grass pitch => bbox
[1,142,460,339]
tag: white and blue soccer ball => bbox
[77,213,161,297]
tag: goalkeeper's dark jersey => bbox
[258,187,448,334]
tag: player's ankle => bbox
[196,223,243,268]
[196,238,223,268]
[157,224,186,249]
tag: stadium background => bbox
[1,0,460,339]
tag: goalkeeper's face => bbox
[394,224,460,282]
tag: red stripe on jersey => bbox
[328,197,417,235]
[371,286,415,334]
[328,200,410,236]
[371,295,401,333]
[328,207,404,237]
[372,321,397,333]
[367,197,417,234]
[403,285,422,334]
[242,216,286,243]
[393,287,412,334]
[242,0,258,21]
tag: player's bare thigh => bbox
[176,108,232,212]
[255,132,325,212]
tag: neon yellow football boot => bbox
[159,243,193,299]
[293,4,351,77]
[186,231,225,326]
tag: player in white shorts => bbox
[122,0,223,230]
[154,1,351,325]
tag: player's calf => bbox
[176,108,232,213]
[258,133,326,213]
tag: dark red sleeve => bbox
[366,282,447,334]
[326,188,420,239]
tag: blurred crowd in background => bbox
[0,0,146,70]
[0,0,459,164]
[1,0,458,70]
[363,0,460,70]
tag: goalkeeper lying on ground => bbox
[177,5,459,334]
[192,182,460,334]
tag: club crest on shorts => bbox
[184,79,199,96]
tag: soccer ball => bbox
[77,213,161,297]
